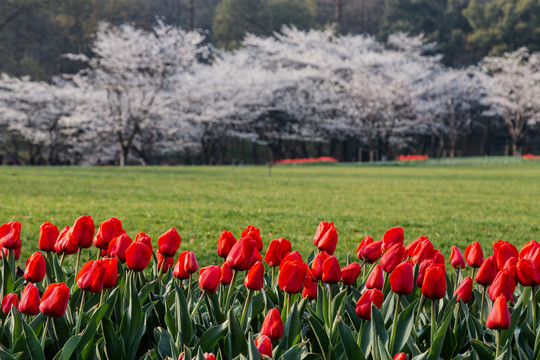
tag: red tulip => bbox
[361,240,384,264]
[173,250,198,279]
[450,246,465,269]
[475,255,498,286]
[502,257,517,279]
[493,240,519,259]
[279,251,302,271]
[2,293,18,314]
[411,239,434,265]
[19,283,40,315]
[70,215,95,249]
[255,335,273,358]
[217,230,237,258]
[39,222,59,252]
[406,236,427,257]
[381,244,406,273]
[94,218,125,250]
[389,261,413,295]
[260,308,283,340]
[134,232,153,250]
[486,295,510,330]
[24,251,46,283]
[311,251,330,280]
[488,269,516,302]
[516,258,540,287]
[464,241,483,268]
[198,265,221,294]
[220,262,233,285]
[226,237,259,271]
[454,276,473,303]
[381,226,404,252]
[416,260,435,287]
[322,256,341,284]
[241,225,263,251]
[179,353,215,360]
[54,226,78,255]
[102,257,119,288]
[366,264,384,290]
[265,238,292,266]
[530,247,540,271]
[126,241,153,272]
[108,233,133,263]
[394,353,407,360]
[431,250,445,265]
[520,240,540,259]
[302,270,318,300]
[0,221,21,249]
[39,283,70,318]
[356,236,373,260]
[495,242,519,270]
[158,228,181,257]
[313,221,338,255]
[355,289,384,320]
[245,261,264,291]
[77,260,106,293]
[157,251,174,273]
[100,248,108,257]
[341,262,361,285]
[0,246,20,260]
[279,259,307,294]
[422,264,447,300]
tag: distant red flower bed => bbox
[521,153,540,160]
[273,156,338,165]
[396,154,429,162]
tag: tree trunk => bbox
[188,0,194,30]
[334,0,342,28]
[120,147,129,166]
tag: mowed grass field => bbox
[0,158,538,266]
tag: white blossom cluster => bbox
[0,23,539,165]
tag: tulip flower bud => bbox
[381,244,406,273]
[464,241,483,268]
[422,264,447,300]
[157,251,174,273]
[431,250,445,265]
[108,233,133,263]
[394,353,407,360]
[313,221,338,255]
[54,226,78,255]
[220,262,233,285]
[360,240,383,263]
[486,295,510,330]
[102,257,119,289]
[217,230,237,258]
[389,261,413,295]
[279,251,302,271]
[311,251,330,280]
[179,353,215,360]
[24,251,46,283]
[134,232,153,250]
[322,256,341,284]
[454,277,473,303]
[94,217,125,250]
[502,257,517,279]
[19,283,40,315]
[341,262,361,285]
[450,246,465,269]
[39,222,59,252]
[260,308,283,340]
[39,283,70,318]
[356,236,373,260]
[70,215,95,249]
[494,242,519,270]
[226,237,259,271]
[198,265,221,294]
[255,335,273,358]
[279,259,307,294]
[520,240,540,259]
[516,258,540,287]
[0,221,21,249]
[158,228,181,257]
[366,264,384,290]
[355,288,384,320]
[417,259,435,288]
[488,269,516,302]
[2,293,19,314]
[475,255,497,286]
[381,226,404,252]
[77,260,106,293]
[265,238,292,267]
[406,236,427,257]
[241,225,263,251]
[126,241,153,272]
[302,270,318,300]
[245,261,265,291]
[173,250,198,279]
[411,239,434,265]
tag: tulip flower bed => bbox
[521,154,540,160]
[395,155,429,162]
[0,218,539,360]
[273,157,338,165]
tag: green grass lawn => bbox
[1,157,538,267]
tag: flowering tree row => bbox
[0,216,538,359]
[0,24,539,165]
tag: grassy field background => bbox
[0,157,538,266]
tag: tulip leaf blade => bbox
[284,302,301,348]
[174,281,192,348]
[197,321,228,353]
[21,313,45,360]
[102,316,125,360]
[427,307,452,360]
[247,332,261,360]
[390,298,417,354]
[225,308,248,359]
[370,305,388,346]
[336,318,365,360]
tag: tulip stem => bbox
[271,266,276,288]
[8,249,15,282]
[389,294,401,353]
[76,291,86,334]
[75,248,82,277]
[327,284,332,323]
[454,269,460,293]
[453,302,460,334]
[480,286,486,328]
[471,268,476,284]
[41,317,50,349]
[187,274,193,303]
[190,292,204,319]
[532,286,536,330]
[99,289,106,307]
[431,300,436,346]
[59,253,66,268]
[415,294,425,325]
[495,329,501,359]
[240,289,253,328]
[224,270,238,311]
